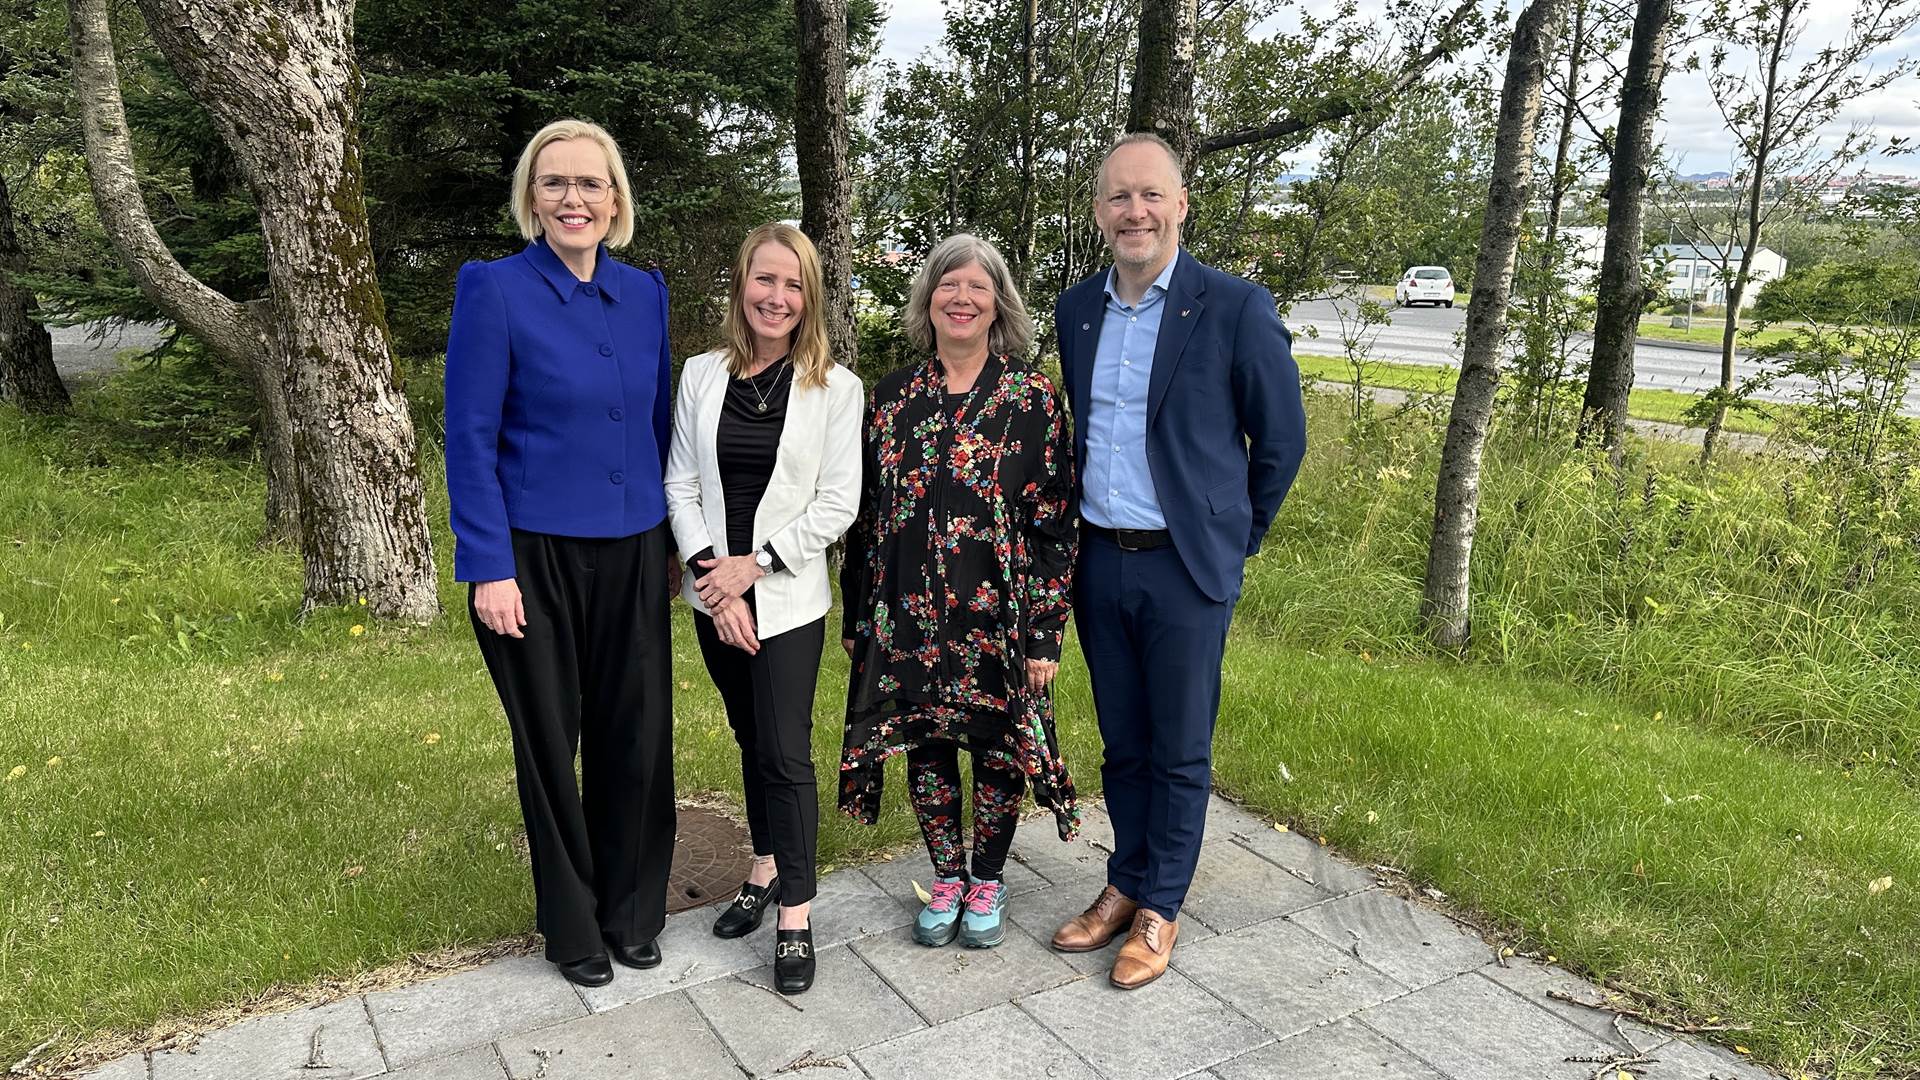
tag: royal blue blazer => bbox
[1054,249,1307,603]
[444,237,673,583]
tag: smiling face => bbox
[740,240,806,358]
[1094,141,1189,275]
[530,138,617,265]
[929,260,998,356]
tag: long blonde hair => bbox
[721,223,834,390]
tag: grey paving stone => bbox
[496,991,739,1080]
[366,954,587,1068]
[1230,826,1381,896]
[1479,959,1669,1055]
[686,945,924,1075]
[859,844,1049,915]
[78,1055,148,1080]
[381,1046,508,1080]
[1211,1019,1445,1080]
[1358,972,1615,1080]
[849,923,1077,1024]
[1634,1037,1777,1080]
[855,1002,1099,1080]
[1204,793,1273,837]
[808,867,914,950]
[576,900,766,1012]
[1181,840,1331,933]
[1007,806,1115,886]
[1173,917,1407,1038]
[1290,890,1494,990]
[1004,882,1218,978]
[1020,965,1271,1080]
[150,999,384,1080]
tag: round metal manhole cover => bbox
[667,805,751,913]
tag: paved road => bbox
[1285,297,1920,414]
[48,321,165,379]
[77,794,1770,1080]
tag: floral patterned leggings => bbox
[906,743,1028,882]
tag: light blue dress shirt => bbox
[1081,253,1180,529]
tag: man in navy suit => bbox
[1048,133,1307,989]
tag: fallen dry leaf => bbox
[1869,876,1894,896]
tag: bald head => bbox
[1096,133,1184,195]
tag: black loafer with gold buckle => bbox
[774,923,814,994]
[713,876,778,939]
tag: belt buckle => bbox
[1116,529,1145,552]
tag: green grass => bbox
[1292,353,1783,436]
[1636,316,1800,350]
[1214,640,1920,1078]
[5,383,1920,1077]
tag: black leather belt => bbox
[1084,523,1172,551]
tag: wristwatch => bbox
[754,546,774,571]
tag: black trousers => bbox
[693,606,825,906]
[470,526,675,962]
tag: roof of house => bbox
[1653,242,1779,262]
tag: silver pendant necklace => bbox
[746,357,788,413]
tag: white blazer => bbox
[664,348,864,639]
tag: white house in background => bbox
[1650,243,1787,309]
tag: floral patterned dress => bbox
[839,354,1081,840]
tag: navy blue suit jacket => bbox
[444,238,673,583]
[1054,249,1307,602]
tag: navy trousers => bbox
[1075,531,1235,921]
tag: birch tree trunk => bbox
[795,0,858,371]
[1127,0,1198,164]
[1577,0,1675,466]
[0,171,69,413]
[70,0,436,618]
[1420,0,1565,649]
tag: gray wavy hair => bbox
[902,234,1034,358]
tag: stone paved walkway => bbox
[80,796,1775,1080]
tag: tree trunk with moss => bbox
[0,172,69,413]
[795,0,857,371]
[71,0,436,619]
[1128,0,1199,164]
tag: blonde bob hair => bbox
[903,234,1034,359]
[510,119,636,249]
[721,223,834,390]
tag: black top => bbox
[689,358,792,576]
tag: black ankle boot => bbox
[713,876,779,939]
[774,922,814,995]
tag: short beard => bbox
[1109,232,1170,273]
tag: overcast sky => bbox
[873,0,1920,178]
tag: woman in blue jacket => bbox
[444,119,677,988]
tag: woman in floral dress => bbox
[839,233,1079,949]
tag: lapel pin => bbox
[1181,309,1192,318]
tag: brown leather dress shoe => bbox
[1050,884,1139,953]
[1110,909,1178,989]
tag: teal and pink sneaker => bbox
[914,875,967,946]
[959,879,1007,948]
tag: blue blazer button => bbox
[609,471,625,485]
[599,343,614,356]
[609,407,624,421]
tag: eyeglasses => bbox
[532,174,614,204]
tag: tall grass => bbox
[1246,387,1919,775]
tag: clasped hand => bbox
[698,554,766,655]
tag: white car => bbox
[1395,266,1456,308]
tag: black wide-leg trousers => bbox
[693,606,824,906]
[470,525,675,963]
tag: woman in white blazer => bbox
[664,222,862,994]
